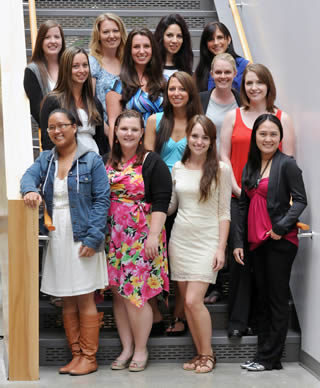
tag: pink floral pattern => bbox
[106,155,169,308]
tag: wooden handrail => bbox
[28,0,37,51]
[228,0,253,63]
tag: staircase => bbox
[24,0,301,366]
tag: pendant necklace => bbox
[256,158,272,187]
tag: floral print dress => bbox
[106,155,169,308]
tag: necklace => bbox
[256,158,272,187]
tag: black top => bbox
[23,67,44,126]
[234,150,307,249]
[199,87,241,113]
[142,152,172,213]
[40,95,109,155]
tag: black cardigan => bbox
[24,67,44,126]
[142,152,172,213]
[40,95,109,155]
[234,150,307,249]
[199,87,241,113]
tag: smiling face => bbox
[211,58,236,90]
[131,34,152,66]
[187,122,211,157]
[99,18,121,50]
[163,24,183,56]
[71,53,89,86]
[255,119,281,159]
[207,27,231,56]
[115,116,144,152]
[244,71,268,103]
[42,26,63,57]
[47,112,77,148]
[167,76,189,108]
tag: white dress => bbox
[168,161,231,284]
[77,109,99,154]
[41,176,109,297]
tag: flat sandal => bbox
[183,355,200,371]
[195,354,216,374]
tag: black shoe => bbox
[228,329,243,338]
[150,320,166,336]
[166,317,188,336]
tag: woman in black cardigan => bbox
[233,114,307,371]
[40,47,108,155]
[106,110,172,372]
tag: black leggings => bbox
[251,238,297,369]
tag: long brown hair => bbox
[30,20,66,91]
[182,115,220,202]
[45,47,101,126]
[240,63,277,112]
[89,13,127,64]
[155,71,203,154]
[108,110,146,170]
[120,28,165,106]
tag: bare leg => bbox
[62,296,78,313]
[184,282,212,357]
[111,288,134,360]
[166,282,186,333]
[123,298,153,362]
[77,292,97,315]
[149,297,163,323]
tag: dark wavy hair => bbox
[240,63,277,112]
[182,115,220,202]
[120,28,165,107]
[154,14,193,75]
[108,110,146,170]
[45,47,101,126]
[31,20,66,92]
[155,71,203,154]
[243,114,283,190]
[48,108,77,125]
[194,21,240,92]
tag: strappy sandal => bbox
[204,290,221,304]
[166,317,188,336]
[195,354,216,374]
[183,355,200,371]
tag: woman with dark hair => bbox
[40,47,108,155]
[154,14,193,76]
[233,114,307,371]
[194,21,249,92]
[220,63,296,338]
[145,71,202,335]
[24,20,66,126]
[106,110,172,372]
[21,108,110,376]
[89,12,127,123]
[168,115,231,373]
[106,28,165,146]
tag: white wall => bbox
[216,0,320,364]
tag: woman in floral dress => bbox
[106,110,172,371]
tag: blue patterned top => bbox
[89,55,119,123]
[156,112,187,172]
[111,79,163,124]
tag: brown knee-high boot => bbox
[59,311,81,374]
[69,312,103,376]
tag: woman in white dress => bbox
[21,109,110,376]
[168,115,231,373]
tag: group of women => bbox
[21,11,307,376]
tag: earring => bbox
[115,139,119,144]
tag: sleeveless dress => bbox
[106,155,169,308]
[41,175,109,297]
[168,161,231,283]
[111,79,163,124]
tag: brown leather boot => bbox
[69,312,103,376]
[59,311,81,374]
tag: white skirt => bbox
[41,176,108,297]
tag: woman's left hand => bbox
[212,248,225,272]
[145,233,159,259]
[266,229,282,240]
[79,245,96,257]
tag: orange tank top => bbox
[230,108,282,190]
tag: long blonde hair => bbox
[89,13,127,64]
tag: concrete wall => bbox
[215,0,320,369]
